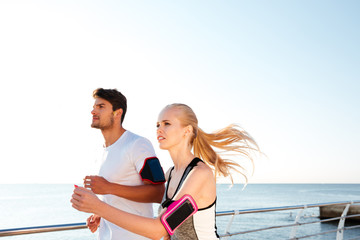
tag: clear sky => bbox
[0,0,359,184]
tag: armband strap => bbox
[140,157,165,184]
[160,194,198,235]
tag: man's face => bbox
[91,98,114,130]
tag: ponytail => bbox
[164,104,260,183]
[193,124,259,183]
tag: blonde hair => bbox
[165,103,260,183]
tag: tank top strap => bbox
[162,167,174,207]
[161,158,203,208]
[175,158,203,196]
[189,157,203,167]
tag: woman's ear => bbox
[184,125,193,136]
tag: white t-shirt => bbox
[97,130,156,240]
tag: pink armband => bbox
[160,194,198,235]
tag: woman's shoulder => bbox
[191,159,215,181]
[180,158,216,206]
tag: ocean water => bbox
[0,184,359,239]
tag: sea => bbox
[0,184,359,240]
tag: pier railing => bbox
[0,223,86,237]
[1,200,359,239]
[218,200,360,240]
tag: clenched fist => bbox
[84,175,111,195]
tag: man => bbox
[84,88,165,240]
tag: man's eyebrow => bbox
[94,103,106,107]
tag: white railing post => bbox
[336,202,352,240]
[223,210,239,239]
[289,205,306,239]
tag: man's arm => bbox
[84,175,165,203]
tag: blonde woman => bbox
[72,103,259,240]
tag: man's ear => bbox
[113,109,123,120]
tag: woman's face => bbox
[156,107,187,150]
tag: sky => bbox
[0,0,359,184]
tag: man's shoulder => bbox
[124,131,153,148]
[123,131,157,165]
[125,130,150,142]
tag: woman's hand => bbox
[71,187,102,214]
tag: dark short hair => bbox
[93,88,127,124]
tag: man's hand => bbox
[86,214,101,233]
[84,175,110,194]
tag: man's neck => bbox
[101,126,126,147]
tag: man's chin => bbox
[91,124,100,129]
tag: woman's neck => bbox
[169,146,195,170]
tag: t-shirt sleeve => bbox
[131,137,165,184]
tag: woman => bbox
[72,103,259,240]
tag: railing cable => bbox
[0,200,359,238]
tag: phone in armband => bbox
[160,194,198,235]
